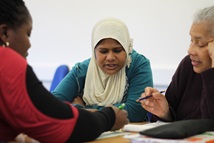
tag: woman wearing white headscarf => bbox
[53,18,153,122]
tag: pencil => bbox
[137,91,165,101]
[119,103,125,110]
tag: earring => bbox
[2,41,9,47]
[6,41,9,47]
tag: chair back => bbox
[147,112,152,122]
[50,65,69,92]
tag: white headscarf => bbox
[83,17,133,106]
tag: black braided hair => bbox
[0,0,30,29]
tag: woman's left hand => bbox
[207,40,214,67]
[72,96,85,106]
[139,87,171,121]
[86,109,98,112]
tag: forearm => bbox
[85,100,147,122]
[201,68,214,119]
[27,66,116,142]
[52,71,79,102]
[68,107,115,142]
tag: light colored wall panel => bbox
[24,0,213,90]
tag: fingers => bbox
[139,89,166,114]
[110,106,129,131]
[72,96,85,106]
[208,39,214,44]
[137,87,159,101]
[144,87,158,96]
[207,41,214,64]
[137,88,171,120]
[137,88,160,103]
[121,109,129,124]
[141,98,155,112]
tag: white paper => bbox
[124,131,214,143]
[123,121,169,132]
[96,130,129,140]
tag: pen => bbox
[119,103,125,110]
[137,91,165,101]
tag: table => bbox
[87,135,133,143]
[86,134,132,143]
[86,122,147,143]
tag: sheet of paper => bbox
[96,130,129,140]
[124,134,189,143]
[123,121,169,132]
[124,131,214,143]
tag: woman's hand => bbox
[72,96,85,107]
[108,105,129,131]
[207,40,214,67]
[138,87,171,121]
[85,109,98,112]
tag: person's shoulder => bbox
[0,47,16,57]
[130,49,150,66]
[71,58,91,75]
[174,55,192,76]
[0,47,27,77]
[74,58,90,69]
[178,55,191,68]
[0,47,26,64]
[126,49,151,76]
[131,49,149,60]
[181,55,191,62]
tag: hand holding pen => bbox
[119,103,125,109]
[136,90,165,102]
[207,40,214,63]
[109,105,129,131]
[137,88,171,120]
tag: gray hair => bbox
[193,5,214,36]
